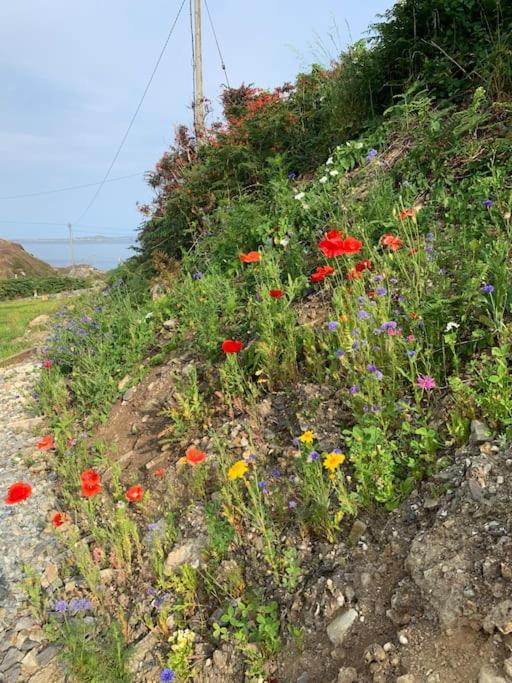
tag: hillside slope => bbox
[0,239,55,278]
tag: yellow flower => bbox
[323,452,346,471]
[299,430,315,446]
[228,460,249,481]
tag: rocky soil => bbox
[0,362,64,682]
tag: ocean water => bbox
[17,240,135,271]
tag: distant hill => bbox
[0,239,55,279]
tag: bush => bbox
[0,276,90,301]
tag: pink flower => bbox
[416,375,436,391]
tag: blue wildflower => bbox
[288,500,298,509]
[327,321,340,331]
[481,283,495,294]
[54,600,68,614]
[308,451,320,461]
[482,199,493,208]
[376,287,387,296]
[160,670,175,683]
[358,310,370,320]
[407,350,416,358]
[350,385,360,394]
[335,348,345,358]
[367,148,378,161]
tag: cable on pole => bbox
[0,172,145,201]
[73,0,187,226]
[204,0,230,87]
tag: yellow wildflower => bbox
[323,452,346,472]
[299,430,315,446]
[228,460,249,481]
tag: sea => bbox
[17,239,135,272]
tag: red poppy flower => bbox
[269,289,285,299]
[310,265,335,283]
[319,233,345,258]
[381,234,402,252]
[239,251,261,263]
[36,435,55,450]
[186,447,207,465]
[81,481,102,498]
[355,259,372,272]
[154,468,166,477]
[51,512,69,527]
[125,485,143,503]
[222,340,244,353]
[341,236,363,254]
[81,469,100,485]
[5,482,32,505]
[399,208,416,220]
[43,359,53,369]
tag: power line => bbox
[204,0,230,87]
[73,0,188,226]
[0,218,135,233]
[0,172,146,201]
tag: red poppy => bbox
[42,359,53,369]
[381,234,402,252]
[341,236,363,254]
[310,265,335,283]
[80,469,102,498]
[239,251,261,263]
[400,208,416,220]
[154,468,166,477]
[36,435,55,450]
[5,482,32,505]
[186,447,207,465]
[319,232,345,258]
[222,340,244,353]
[269,289,285,299]
[51,512,68,527]
[355,259,372,273]
[125,485,143,503]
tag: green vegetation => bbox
[0,275,91,300]
[0,298,69,360]
[29,1,512,680]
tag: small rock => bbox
[123,387,137,402]
[0,648,23,672]
[360,572,372,588]
[504,658,512,679]
[40,563,59,588]
[471,419,491,444]
[478,665,508,683]
[21,649,39,673]
[396,676,416,683]
[468,478,484,501]
[117,374,131,391]
[398,631,409,645]
[163,319,177,331]
[29,314,50,328]
[348,520,367,546]
[164,538,206,575]
[337,667,358,683]
[483,601,512,635]
[296,673,309,683]
[327,609,358,647]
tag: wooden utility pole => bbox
[193,0,206,143]
[67,223,76,266]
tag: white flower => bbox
[319,176,328,184]
[329,170,339,177]
[445,321,460,332]
[279,237,290,247]
[144,312,154,320]
[326,156,334,165]
[294,192,305,201]
[302,203,309,210]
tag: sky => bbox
[0,0,395,243]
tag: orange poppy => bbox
[36,435,55,450]
[222,340,244,353]
[186,447,207,465]
[5,482,32,505]
[269,289,285,298]
[154,468,166,477]
[381,234,403,252]
[51,512,69,527]
[125,485,143,503]
[400,208,416,220]
[239,251,261,263]
[311,265,335,283]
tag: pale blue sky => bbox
[0,0,394,242]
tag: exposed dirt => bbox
[0,240,55,279]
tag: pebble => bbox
[0,362,61,677]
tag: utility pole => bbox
[67,223,76,267]
[193,0,206,143]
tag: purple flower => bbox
[367,148,378,161]
[160,670,175,683]
[258,480,268,492]
[270,467,282,478]
[358,310,370,320]
[373,275,385,283]
[288,500,298,509]
[380,321,397,331]
[367,363,377,373]
[352,341,360,351]
[376,287,387,296]
[54,600,68,614]
[407,350,416,358]
[148,523,159,531]
[335,348,345,358]
[327,321,340,331]
[358,295,366,304]
[308,451,320,461]
[426,231,434,241]
[292,437,300,447]
[78,598,92,611]
[481,283,494,294]
[482,199,493,208]
[416,375,437,391]
[288,172,297,180]
[425,244,434,254]
[350,385,360,394]
[147,587,156,596]
[375,370,383,381]
[192,271,204,280]
[371,404,380,413]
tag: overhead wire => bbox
[73,0,188,226]
[0,172,145,201]
[204,0,230,87]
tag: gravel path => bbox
[0,361,63,682]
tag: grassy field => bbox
[0,298,66,360]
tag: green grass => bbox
[0,298,66,360]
